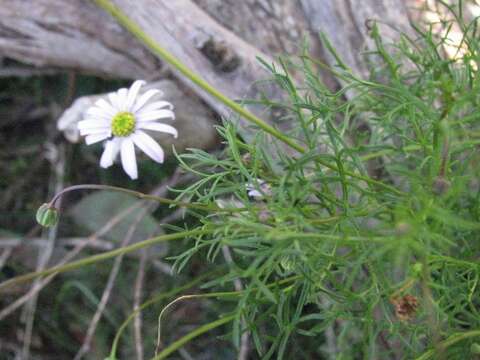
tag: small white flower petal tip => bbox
[78,80,178,179]
[246,179,272,200]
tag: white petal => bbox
[94,98,117,117]
[126,80,146,111]
[100,139,121,168]
[132,89,162,113]
[78,119,110,130]
[248,189,263,199]
[117,88,128,111]
[80,127,110,136]
[136,101,173,115]
[86,106,112,121]
[137,122,178,138]
[137,109,175,122]
[120,137,138,179]
[132,131,164,163]
[85,133,110,145]
[108,92,122,110]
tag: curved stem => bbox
[92,0,305,154]
[108,271,217,359]
[48,184,244,212]
[155,292,238,356]
[151,314,236,360]
[0,229,209,293]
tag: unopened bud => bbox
[36,203,59,227]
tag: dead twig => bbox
[0,248,13,272]
[73,205,149,360]
[74,169,185,359]
[134,249,147,360]
[0,198,144,321]
[21,142,65,359]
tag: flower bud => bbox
[36,203,59,227]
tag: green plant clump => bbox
[166,8,480,360]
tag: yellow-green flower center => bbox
[111,112,136,137]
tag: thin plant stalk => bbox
[48,184,244,212]
[0,229,209,293]
[152,314,236,360]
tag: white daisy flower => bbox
[78,80,178,179]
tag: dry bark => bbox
[300,0,413,77]
[193,0,318,57]
[0,0,163,79]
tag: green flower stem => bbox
[152,313,236,360]
[0,229,209,293]
[312,156,403,196]
[415,330,480,360]
[92,0,305,154]
[275,231,393,244]
[48,184,244,213]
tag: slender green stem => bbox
[312,156,403,195]
[0,229,209,293]
[92,0,305,154]
[48,184,244,212]
[276,231,393,244]
[152,314,236,360]
[415,330,480,360]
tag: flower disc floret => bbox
[111,112,136,137]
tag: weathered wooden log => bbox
[1,0,414,140]
[300,0,413,78]
[0,0,162,79]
